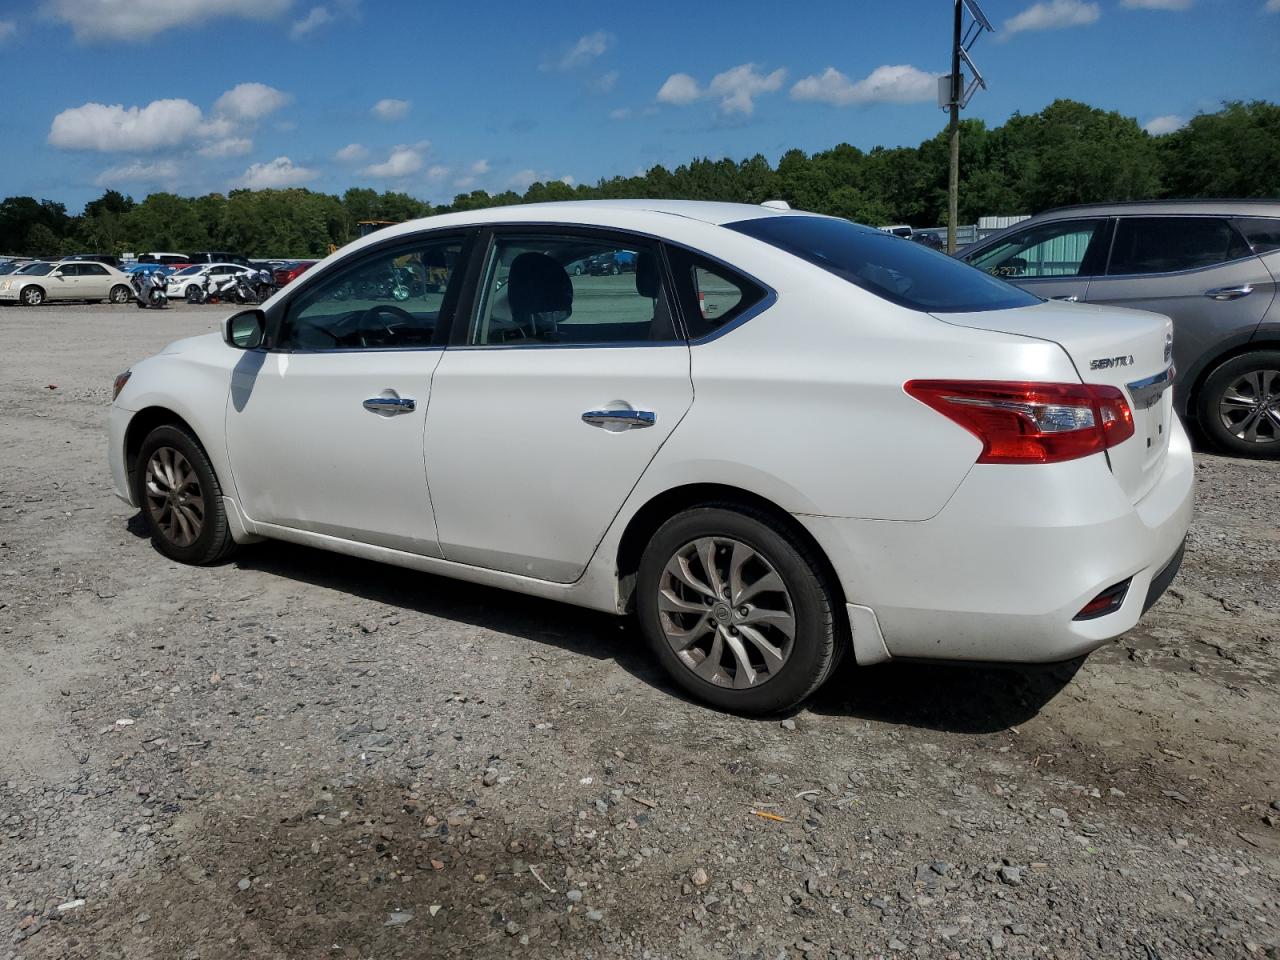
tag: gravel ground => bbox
[1,303,1278,960]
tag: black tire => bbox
[109,284,131,304]
[186,285,203,304]
[20,285,44,306]
[133,424,238,565]
[1196,350,1280,458]
[636,504,843,714]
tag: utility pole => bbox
[942,0,992,253]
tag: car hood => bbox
[158,333,220,356]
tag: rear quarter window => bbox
[727,216,1039,313]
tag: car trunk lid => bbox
[934,300,1175,503]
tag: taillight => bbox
[903,380,1134,464]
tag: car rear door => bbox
[424,227,693,583]
[1083,216,1275,384]
[79,263,111,299]
[963,217,1111,303]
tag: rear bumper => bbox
[800,416,1194,664]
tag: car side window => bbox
[1107,217,1252,275]
[1234,217,1280,255]
[664,245,766,339]
[83,264,109,276]
[968,219,1105,279]
[469,233,676,345]
[276,236,467,351]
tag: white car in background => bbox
[164,263,255,301]
[108,200,1192,713]
[0,260,133,305]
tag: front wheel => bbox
[133,424,238,564]
[1196,350,1280,458]
[186,286,204,304]
[109,284,131,304]
[636,505,842,714]
[20,286,44,306]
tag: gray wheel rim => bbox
[111,286,128,303]
[1218,368,1280,445]
[22,287,41,305]
[144,446,205,547]
[657,537,795,690]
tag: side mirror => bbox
[223,308,266,350]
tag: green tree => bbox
[1158,101,1280,198]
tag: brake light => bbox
[903,380,1134,464]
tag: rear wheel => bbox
[109,284,130,304]
[1197,350,1280,458]
[636,505,842,714]
[133,424,238,564]
[186,285,203,304]
[20,285,44,306]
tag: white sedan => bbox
[0,260,133,305]
[107,201,1192,713]
[164,263,254,300]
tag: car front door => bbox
[223,232,474,556]
[1083,216,1276,381]
[964,217,1111,302]
[425,228,694,583]
[47,264,80,299]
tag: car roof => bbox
[1037,199,1280,219]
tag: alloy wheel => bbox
[657,537,795,689]
[144,446,205,547]
[21,287,43,305]
[1218,368,1280,445]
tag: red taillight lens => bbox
[904,380,1135,464]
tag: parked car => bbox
[186,251,250,267]
[109,201,1190,714]
[137,252,193,268]
[585,250,636,275]
[125,262,174,278]
[272,260,317,287]
[163,263,255,301]
[0,260,132,305]
[0,259,33,276]
[960,201,1280,456]
[59,253,121,268]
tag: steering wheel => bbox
[358,303,417,347]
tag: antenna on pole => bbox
[943,0,992,253]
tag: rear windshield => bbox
[727,216,1040,313]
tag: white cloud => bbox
[589,70,619,94]
[426,164,450,181]
[198,136,253,158]
[334,142,368,162]
[451,160,491,190]
[361,145,425,178]
[560,175,575,186]
[0,20,15,41]
[290,5,333,37]
[1001,0,1100,37]
[48,98,204,151]
[545,30,612,71]
[1144,114,1188,135]
[656,73,702,106]
[213,82,290,121]
[468,159,490,176]
[791,64,939,107]
[237,156,317,189]
[95,159,178,186]
[1122,0,1192,7]
[709,63,786,115]
[372,98,411,121]
[1267,0,1279,12]
[508,168,540,191]
[609,107,632,120]
[48,0,291,42]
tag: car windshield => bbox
[172,266,202,277]
[727,216,1040,313]
[18,262,53,276]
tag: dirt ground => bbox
[1,303,1277,960]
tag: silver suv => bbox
[960,201,1280,457]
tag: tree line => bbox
[1,99,1275,260]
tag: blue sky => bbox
[0,0,1276,212]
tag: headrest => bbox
[508,252,572,320]
[635,250,660,299]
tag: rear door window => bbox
[729,215,1039,313]
[1107,217,1253,275]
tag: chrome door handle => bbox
[582,409,656,429]
[1205,285,1253,301]
[362,396,416,415]
[1050,295,1078,302]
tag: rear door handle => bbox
[363,396,416,415]
[1205,284,1253,301]
[582,409,656,429]
[1050,294,1079,302]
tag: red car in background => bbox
[273,260,318,287]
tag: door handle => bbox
[581,409,656,429]
[1205,284,1253,301]
[1050,295,1078,302]
[362,396,416,415]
